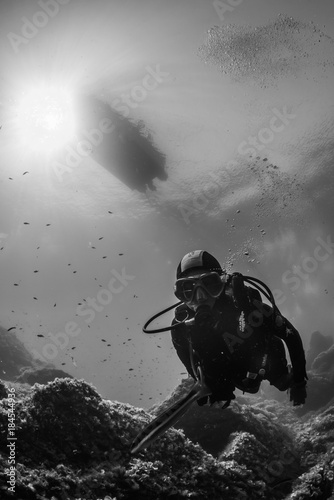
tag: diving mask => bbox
[174,272,224,303]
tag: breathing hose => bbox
[141,274,280,334]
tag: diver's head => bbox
[174,250,225,313]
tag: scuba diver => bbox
[171,250,308,407]
[131,249,308,454]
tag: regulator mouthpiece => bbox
[194,305,213,327]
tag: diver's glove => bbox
[197,379,236,406]
[197,392,236,406]
[289,379,307,406]
[197,395,209,406]
[209,392,235,406]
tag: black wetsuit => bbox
[171,278,307,401]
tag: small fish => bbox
[7,327,16,332]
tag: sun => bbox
[11,83,77,157]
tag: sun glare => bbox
[13,84,76,156]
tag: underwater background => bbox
[1,1,334,499]
[1,0,334,409]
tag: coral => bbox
[0,378,263,499]
[0,377,333,499]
